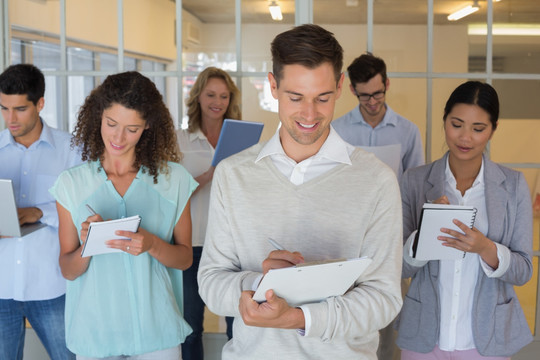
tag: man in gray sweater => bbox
[198,24,403,359]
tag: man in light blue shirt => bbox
[332,53,424,180]
[332,53,424,360]
[0,64,79,360]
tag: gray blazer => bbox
[395,153,533,356]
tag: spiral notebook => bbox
[412,203,477,260]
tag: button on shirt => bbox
[438,159,511,351]
[255,126,356,334]
[0,121,81,301]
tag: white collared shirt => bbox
[256,126,355,185]
[438,158,510,351]
[254,126,355,335]
[176,128,215,247]
[0,120,81,301]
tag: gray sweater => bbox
[199,144,403,359]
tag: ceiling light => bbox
[269,1,283,21]
[468,23,540,36]
[448,1,480,21]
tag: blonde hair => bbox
[186,67,242,132]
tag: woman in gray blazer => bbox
[396,81,533,359]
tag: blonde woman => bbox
[176,67,241,360]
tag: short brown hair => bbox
[347,52,387,88]
[186,67,242,132]
[271,24,343,87]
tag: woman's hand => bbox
[439,220,499,268]
[430,195,450,205]
[193,166,215,194]
[80,214,103,247]
[107,227,157,256]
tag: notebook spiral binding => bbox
[468,208,478,228]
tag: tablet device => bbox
[0,179,47,237]
[211,119,264,166]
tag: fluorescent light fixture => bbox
[448,2,480,21]
[468,23,540,36]
[269,1,283,21]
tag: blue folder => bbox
[211,119,264,166]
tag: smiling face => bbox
[100,103,148,162]
[269,62,344,162]
[198,77,231,123]
[351,73,388,124]
[0,93,44,147]
[444,103,494,167]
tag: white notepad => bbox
[412,203,477,260]
[253,257,372,306]
[211,119,264,166]
[81,215,141,257]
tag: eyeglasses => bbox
[355,90,386,102]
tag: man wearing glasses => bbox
[332,53,424,360]
[332,52,423,181]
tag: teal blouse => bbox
[50,161,197,357]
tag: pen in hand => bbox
[268,237,286,251]
[85,204,97,216]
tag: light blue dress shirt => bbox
[50,161,197,357]
[332,104,424,177]
[0,120,81,301]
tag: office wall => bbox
[10,0,176,60]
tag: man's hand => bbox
[262,250,304,275]
[239,290,305,329]
[17,207,43,225]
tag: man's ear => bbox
[268,72,278,99]
[36,97,45,112]
[385,78,390,92]
[335,73,345,99]
[349,83,356,96]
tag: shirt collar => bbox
[354,103,397,128]
[38,120,56,148]
[0,118,54,150]
[256,125,353,165]
[188,128,208,142]
[445,156,485,187]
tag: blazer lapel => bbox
[484,157,508,242]
[425,154,448,203]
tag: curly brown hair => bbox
[186,67,242,133]
[72,71,180,183]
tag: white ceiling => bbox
[180,0,540,25]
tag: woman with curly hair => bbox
[50,71,197,359]
[176,67,241,360]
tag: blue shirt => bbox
[0,120,81,301]
[50,161,197,357]
[332,104,424,177]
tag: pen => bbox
[85,204,97,216]
[267,237,285,251]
